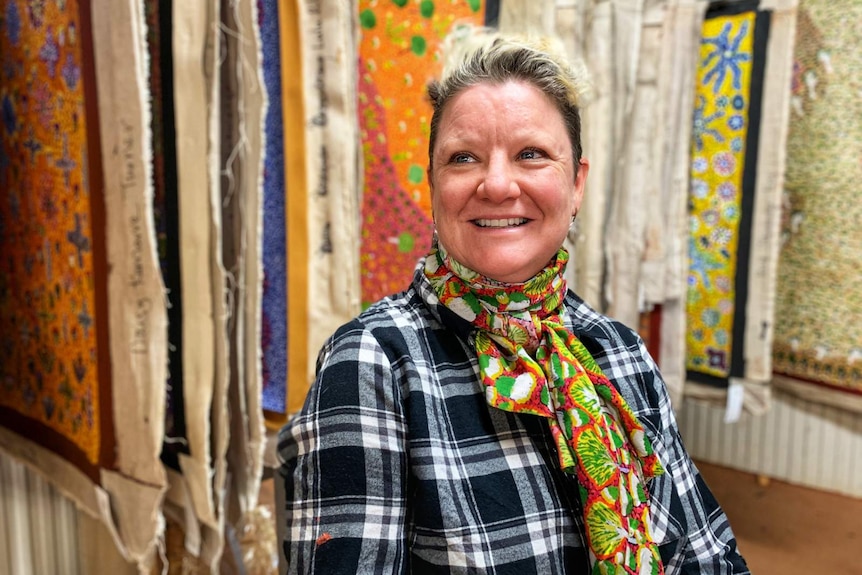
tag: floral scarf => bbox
[424,245,665,575]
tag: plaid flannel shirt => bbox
[278,263,749,574]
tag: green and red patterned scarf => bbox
[425,245,665,575]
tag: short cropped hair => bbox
[427,26,591,173]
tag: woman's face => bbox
[429,80,588,283]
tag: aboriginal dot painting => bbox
[686,3,768,385]
[357,0,495,307]
[259,0,288,416]
[772,0,862,394]
[0,0,112,476]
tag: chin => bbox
[474,263,534,284]
[481,250,563,283]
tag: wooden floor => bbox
[697,460,862,575]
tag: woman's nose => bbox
[477,155,520,202]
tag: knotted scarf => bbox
[425,245,665,575]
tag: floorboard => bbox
[697,460,862,575]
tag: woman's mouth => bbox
[473,218,528,228]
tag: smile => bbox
[473,218,528,228]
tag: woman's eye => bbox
[519,148,545,160]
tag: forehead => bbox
[433,80,568,148]
[444,79,557,116]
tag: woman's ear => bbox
[572,157,589,214]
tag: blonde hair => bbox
[427,25,592,171]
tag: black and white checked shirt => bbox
[278,264,749,574]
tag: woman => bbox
[279,28,749,574]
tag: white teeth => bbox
[475,218,527,228]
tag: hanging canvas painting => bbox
[1,0,170,566]
[686,1,770,388]
[772,0,862,397]
[358,0,499,307]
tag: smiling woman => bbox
[429,80,587,283]
[278,26,750,575]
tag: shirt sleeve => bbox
[637,341,750,575]
[277,320,409,574]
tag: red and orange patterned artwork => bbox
[357,0,488,307]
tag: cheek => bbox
[430,176,444,217]
[541,175,577,214]
[431,178,466,220]
[431,189,446,221]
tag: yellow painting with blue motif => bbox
[686,10,759,380]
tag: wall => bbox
[0,454,138,575]
[679,388,862,498]
[0,455,79,575]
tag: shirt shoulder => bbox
[564,291,644,350]
[564,292,655,387]
[563,292,670,447]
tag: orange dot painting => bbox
[0,0,107,472]
[357,0,489,307]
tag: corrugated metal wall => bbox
[0,454,80,575]
[679,388,862,498]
